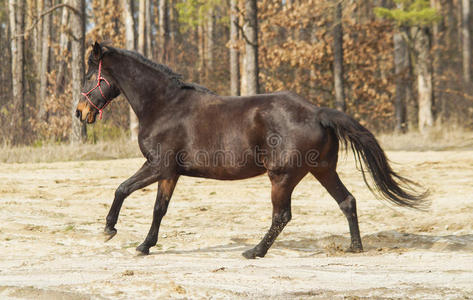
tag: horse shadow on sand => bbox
[154,230,473,256]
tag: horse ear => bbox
[92,41,103,61]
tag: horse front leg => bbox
[136,176,179,255]
[104,162,159,241]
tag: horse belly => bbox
[178,151,267,180]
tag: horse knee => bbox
[338,194,356,218]
[115,184,129,200]
[274,209,292,225]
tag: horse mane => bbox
[181,82,217,95]
[104,46,216,95]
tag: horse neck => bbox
[104,54,179,121]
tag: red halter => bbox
[81,60,112,120]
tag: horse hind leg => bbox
[242,170,305,259]
[136,176,179,255]
[312,169,363,252]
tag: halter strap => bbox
[81,60,111,120]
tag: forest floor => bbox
[0,151,472,299]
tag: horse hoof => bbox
[136,244,150,256]
[345,245,363,253]
[242,248,265,259]
[242,249,256,259]
[103,227,117,242]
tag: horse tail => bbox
[316,108,429,210]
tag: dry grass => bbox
[0,138,141,164]
[1,126,472,164]
[377,126,473,151]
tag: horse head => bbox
[76,42,121,124]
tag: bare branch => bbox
[231,4,258,48]
[233,19,258,48]
[12,3,82,40]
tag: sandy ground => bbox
[0,151,472,299]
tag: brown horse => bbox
[75,42,428,258]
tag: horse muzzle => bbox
[76,101,98,124]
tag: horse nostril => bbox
[76,109,81,119]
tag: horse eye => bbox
[85,71,95,80]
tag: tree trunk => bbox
[243,0,258,95]
[121,0,139,141]
[462,0,471,83]
[38,0,51,120]
[138,0,146,55]
[393,31,408,133]
[445,0,456,48]
[55,0,70,95]
[25,0,36,102]
[70,0,86,144]
[158,0,169,63]
[122,0,135,50]
[430,0,444,125]
[9,0,26,144]
[35,0,43,107]
[332,1,345,112]
[206,9,215,70]
[198,23,205,82]
[415,28,434,134]
[168,0,177,65]
[240,55,247,95]
[190,28,199,82]
[230,0,240,96]
[145,0,152,58]
[442,0,456,122]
